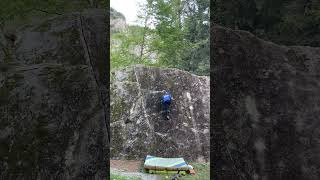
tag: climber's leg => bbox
[163,102,170,120]
[163,102,169,112]
[166,101,171,113]
[166,102,171,120]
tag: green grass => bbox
[110,173,142,180]
[110,163,209,180]
[179,163,210,180]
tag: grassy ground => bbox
[110,173,142,180]
[111,161,209,180]
[179,163,210,180]
[149,162,210,180]
[158,163,210,180]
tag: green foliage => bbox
[111,0,210,75]
[111,26,165,70]
[148,0,210,75]
[110,173,142,180]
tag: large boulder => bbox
[110,8,126,33]
[0,9,108,179]
[110,65,210,162]
[212,24,320,180]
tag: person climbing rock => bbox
[161,91,173,120]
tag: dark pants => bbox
[163,101,171,113]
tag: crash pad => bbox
[147,169,187,175]
[144,155,189,171]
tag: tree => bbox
[110,0,210,75]
[141,0,210,75]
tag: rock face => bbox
[0,9,108,179]
[110,65,210,162]
[212,24,320,180]
[110,8,126,33]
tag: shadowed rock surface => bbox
[0,9,108,179]
[110,65,209,162]
[212,24,320,180]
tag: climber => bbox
[161,91,173,120]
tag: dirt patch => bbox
[110,160,142,172]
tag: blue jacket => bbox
[162,93,172,103]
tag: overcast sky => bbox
[110,0,146,25]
